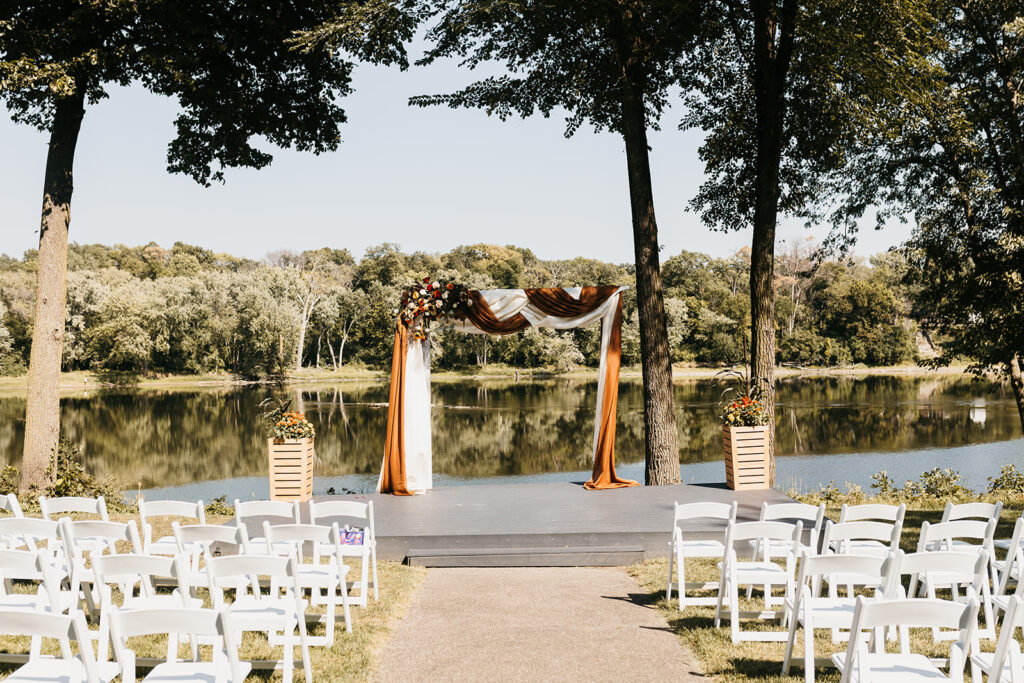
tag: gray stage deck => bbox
[315,481,792,566]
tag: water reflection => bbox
[0,376,1019,489]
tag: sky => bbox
[0,55,913,265]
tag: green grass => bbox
[629,500,1022,682]
[0,513,427,682]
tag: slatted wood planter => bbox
[268,438,314,502]
[723,425,770,490]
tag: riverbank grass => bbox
[0,512,426,682]
[630,487,1023,683]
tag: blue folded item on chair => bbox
[339,526,364,546]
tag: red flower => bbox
[423,277,430,284]
[446,283,454,290]
[433,290,441,298]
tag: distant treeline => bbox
[0,240,919,377]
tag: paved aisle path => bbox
[374,567,703,682]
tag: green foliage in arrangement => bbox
[259,397,316,440]
[0,241,923,377]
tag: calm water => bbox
[0,376,1021,501]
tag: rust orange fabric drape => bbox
[461,291,531,335]
[584,297,638,490]
[524,286,619,318]
[379,320,413,495]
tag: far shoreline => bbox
[0,363,991,396]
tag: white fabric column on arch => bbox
[403,338,432,493]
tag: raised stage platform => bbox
[316,481,793,567]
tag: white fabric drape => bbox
[402,338,433,494]
[396,286,626,493]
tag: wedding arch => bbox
[377,284,639,495]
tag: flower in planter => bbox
[259,398,315,440]
[720,395,771,427]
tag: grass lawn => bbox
[629,500,1021,683]
[0,513,427,682]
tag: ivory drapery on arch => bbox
[377,286,638,495]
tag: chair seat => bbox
[147,537,201,557]
[123,595,203,611]
[831,651,948,681]
[720,561,790,584]
[141,661,253,682]
[676,539,726,558]
[994,538,1024,550]
[226,597,305,630]
[296,565,348,588]
[831,540,890,557]
[799,597,859,628]
[6,657,119,682]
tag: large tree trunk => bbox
[610,7,680,485]
[748,0,796,487]
[20,91,86,492]
[1010,353,1024,434]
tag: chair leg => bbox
[666,544,675,602]
[371,546,379,602]
[282,625,294,683]
[714,572,727,628]
[730,579,740,644]
[782,615,799,674]
[803,620,815,683]
[296,611,313,683]
[677,554,687,611]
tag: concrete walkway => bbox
[374,567,704,682]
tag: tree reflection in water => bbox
[0,375,1018,489]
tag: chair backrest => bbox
[942,501,1003,523]
[727,520,803,561]
[308,499,375,539]
[822,519,901,552]
[1,493,23,518]
[839,502,905,524]
[93,554,187,606]
[988,595,1024,683]
[263,522,340,563]
[235,499,299,538]
[39,495,109,521]
[885,549,989,598]
[139,499,206,525]
[0,608,101,681]
[59,518,142,558]
[760,502,824,548]
[672,501,737,524]
[0,517,60,555]
[172,522,249,554]
[841,595,978,683]
[110,607,245,682]
[796,550,890,595]
[205,553,300,604]
[918,519,997,551]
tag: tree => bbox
[408,0,703,484]
[1,0,412,489]
[879,1,1024,431]
[681,0,939,481]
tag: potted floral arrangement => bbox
[717,367,773,490]
[260,398,316,502]
[397,277,471,340]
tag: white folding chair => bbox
[2,493,24,518]
[888,549,996,642]
[832,506,904,556]
[751,503,825,604]
[994,517,1024,596]
[971,594,1024,683]
[93,554,200,661]
[942,501,1003,524]
[234,499,299,548]
[206,553,312,683]
[0,549,76,614]
[0,608,118,682]
[138,499,206,556]
[714,520,803,643]
[110,607,251,682]
[0,517,63,563]
[991,547,1024,618]
[172,522,250,596]
[834,595,977,683]
[308,499,379,606]
[263,521,353,644]
[919,518,998,593]
[782,552,892,683]
[666,501,737,609]
[58,518,142,620]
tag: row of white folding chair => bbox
[782,549,992,682]
[233,498,379,608]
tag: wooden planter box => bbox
[723,425,771,490]
[268,438,314,502]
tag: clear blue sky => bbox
[0,56,911,264]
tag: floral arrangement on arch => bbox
[259,397,316,440]
[397,277,472,341]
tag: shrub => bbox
[989,464,1024,495]
[0,465,17,495]
[44,439,128,511]
[870,471,897,497]
[205,495,234,516]
[905,468,971,501]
